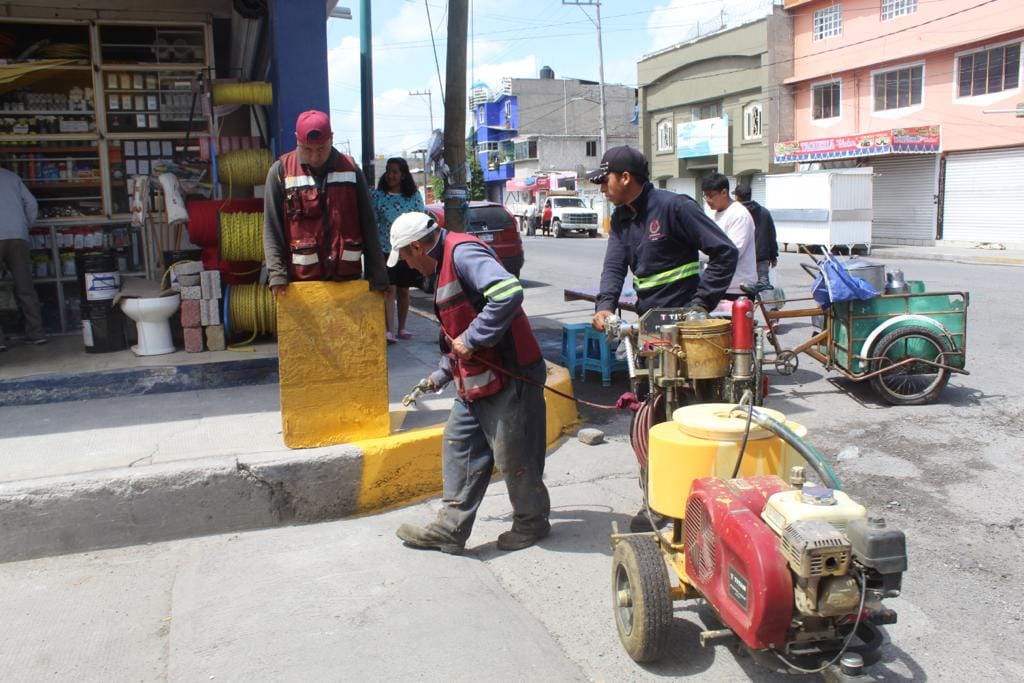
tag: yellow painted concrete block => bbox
[355,361,579,514]
[278,281,389,448]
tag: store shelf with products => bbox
[101,70,205,134]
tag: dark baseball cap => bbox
[587,145,649,184]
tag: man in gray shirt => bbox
[0,167,47,350]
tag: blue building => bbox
[473,93,517,203]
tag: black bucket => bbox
[77,251,121,302]
[80,301,127,354]
[163,248,202,270]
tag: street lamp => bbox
[562,0,607,156]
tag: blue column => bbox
[269,0,330,155]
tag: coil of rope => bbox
[224,283,276,349]
[216,149,273,187]
[212,82,273,106]
[219,211,265,262]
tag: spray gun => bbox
[402,378,435,408]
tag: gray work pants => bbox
[435,359,550,542]
[756,260,772,288]
[0,238,44,343]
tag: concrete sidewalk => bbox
[0,303,579,563]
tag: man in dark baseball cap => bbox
[588,143,738,535]
[586,145,649,184]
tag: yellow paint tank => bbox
[647,403,807,519]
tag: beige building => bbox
[637,10,795,201]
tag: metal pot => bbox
[836,256,886,292]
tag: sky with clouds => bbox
[326,0,777,164]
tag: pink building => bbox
[782,0,1024,246]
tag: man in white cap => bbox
[263,109,387,296]
[388,211,550,555]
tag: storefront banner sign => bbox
[774,125,941,164]
[505,176,550,192]
[676,116,729,159]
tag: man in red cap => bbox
[263,110,388,295]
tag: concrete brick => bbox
[184,326,204,353]
[201,270,222,299]
[205,299,221,326]
[577,427,605,445]
[172,261,203,277]
[180,299,202,328]
[205,324,226,351]
[180,285,202,300]
[176,273,201,287]
[278,281,389,447]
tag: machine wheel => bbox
[775,350,799,375]
[588,229,599,238]
[869,325,951,405]
[552,219,563,238]
[611,536,673,663]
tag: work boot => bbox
[629,507,670,533]
[496,522,550,551]
[396,523,464,555]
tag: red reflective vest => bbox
[435,232,542,401]
[280,150,364,281]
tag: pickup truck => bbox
[541,195,600,238]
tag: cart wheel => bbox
[869,324,951,405]
[611,535,673,663]
[775,350,799,375]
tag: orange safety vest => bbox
[280,150,364,281]
[435,232,542,401]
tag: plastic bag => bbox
[767,267,785,311]
[811,253,879,308]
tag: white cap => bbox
[387,212,436,267]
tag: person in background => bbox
[372,157,425,344]
[733,183,778,289]
[701,173,757,299]
[388,212,550,555]
[263,110,387,299]
[0,166,47,351]
[524,196,538,237]
[589,146,737,532]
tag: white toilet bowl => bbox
[120,294,181,356]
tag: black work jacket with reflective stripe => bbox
[597,183,738,315]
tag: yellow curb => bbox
[354,362,580,514]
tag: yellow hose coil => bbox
[212,82,273,106]
[217,148,273,187]
[228,283,277,349]
[219,211,265,262]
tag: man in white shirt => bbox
[701,173,757,298]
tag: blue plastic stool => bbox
[581,327,627,387]
[560,322,591,379]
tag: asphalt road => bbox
[520,233,1024,680]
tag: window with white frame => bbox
[504,99,512,123]
[477,107,485,126]
[743,102,763,140]
[691,102,719,120]
[656,119,673,152]
[873,65,923,110]
[957,43,1021,98]
[881,0,916,21]
[812,81,841,119]
[813,5,842,41]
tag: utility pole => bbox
[359,0,375,182]
[563,0,607,156]
[443,0,469,232]
[408,89,434,131]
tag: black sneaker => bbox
[396,523,464,555]
[496,522,551,551]
[0,343,6,352]
[629,508,670,533]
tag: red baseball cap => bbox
[295,110,332,144]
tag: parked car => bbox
[424,201,525,277]
[541,193,600,238]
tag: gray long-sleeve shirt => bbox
[262,149,387,290]
[0,168,38,242]
[427,229,527,389]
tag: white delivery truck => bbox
[765,168,873,254]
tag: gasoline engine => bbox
[610,404,907,680]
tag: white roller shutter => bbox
[944,147,1024,244]
[751,174,766,205]
[871,155,937,245]
[666,176,697,198]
